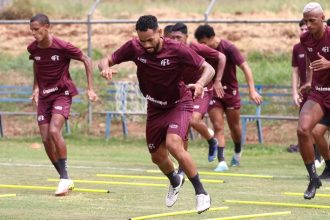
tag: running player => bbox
[194,24,262,171]
[98,15,214,213]
[28,13,98,196]
[298,2,330,199]
[170,22,226,167]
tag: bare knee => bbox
[151,153,165,165]
[49,126,61,140]
[297,125,310,138]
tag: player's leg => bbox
[225,108,242,166]
[209,106,228,171]
[166,133,210,213]
[312,116,330,179]
[297,99,324,199]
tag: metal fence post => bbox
[204,0,217,24]
[87,0,101,129]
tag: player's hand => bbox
[100,68,117,80]
[187,83,204,99]
[30,89,39,105]
[299,83,311,97]
[292,93,301,107]
[249,89,262,105]
[310,52,330,71]
[87,89,99,102]
[213,81,224,98]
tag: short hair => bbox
[302,2,323,14]
[30,13,50,25]
[327,18,330,26]
[164,25,173,36]
[299,19,305,27]
[136,15,158,31]
[172,22,188,34]
[194,24,215,41]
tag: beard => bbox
[144,41,160,54]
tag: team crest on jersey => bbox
[307,47,313,52]
[160,59,170,66]
[37,115,44,121]
[148,143,156,150]
[54,106,63,110]
[51,55,60,61]
[233,90,237,96]
[137,57,147,64]
[322,46,330,53]
[34,56,41,61]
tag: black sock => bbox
[165,170,180,187]
[313,144,321,162]
[52,161,60,175]
[177,167,185,178]
[305,162,318,179]
[325,160,330,169]
[58,158,68,179]
[189,173,207,195]
[217,147,225,162]
[207,138,218,146]
[234,142,241,154]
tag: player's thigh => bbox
[299,100,324,132]
[225,109,241,131]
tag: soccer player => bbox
[98,15,214,213]
[170,22,226,166]
[298,2,330,199]
[163,25,173,38]
[289,19,324,168]
[28,13,98,196]
[194,24,262,171]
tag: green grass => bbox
[1,136,330,219]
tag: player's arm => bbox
[80,54,98,101]
[300,57,312,96]
[98,55,118,81]
[238,61,262,105]
[31,62,39,105]
[291,66,300,106]
[189,61,215,99]
[213,51,226,98]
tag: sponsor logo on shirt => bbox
[65,90,69,96]
[193,105,200,109]
[298,53,305,58]
[169,123,178,129]
[322,47,330,53]
[37,115,44,121]
[315,86,330,92]
[307,47,313,52]
[43,87,58,94]
[34,56,41,61]
[146,94,168,106]
[160,59,170,66]
[54,106,63,110]
[137,57,147,64]
[148,143,156,150]
[51,55,60,61]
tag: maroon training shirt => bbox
[111,37,205,108]
[301,26,330,90]
[214,39,245,91]
[292,43,307,87]
[27,36,82,99]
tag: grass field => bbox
[1,136,330,220]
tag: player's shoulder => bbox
[300,31,310,43]
[51,36,76,49]
[27,40,38,52]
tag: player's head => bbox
[163,25,173,38]
[302,2,325,35]
[327,18,330,26]
[136,15,161,54]
[30,13,50,42]
[299,19,308,35]
[170,22,188,43]
[194,24,216,48]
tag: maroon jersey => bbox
[214,39,245,91]
[182,42,219,87]
[301,26,330,90]
[27,36,83,99]
[292,43,307,87]
[112,38,204,108]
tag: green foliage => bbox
[0,52,32,74]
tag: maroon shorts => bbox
[208,89,241,111]
[37,95,72,125]
[307,90,330,114]
[146,98,193,153]
[193,89,212,116]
